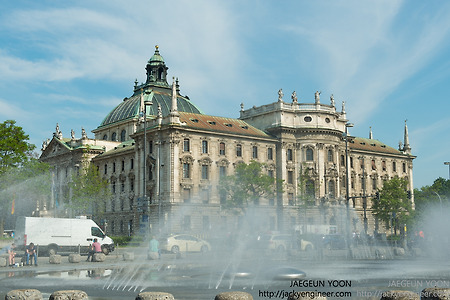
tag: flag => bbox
[11,194,15,215]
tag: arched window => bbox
[306,148,314,161]
[102,134,108,140]
[111,132,117,141]
[120,130,126,142]
[328,149,333,162]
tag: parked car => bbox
[322,234,347,250]
[259,234,314,252]
[160,234,211,254]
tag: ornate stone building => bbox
[39,46,415,237]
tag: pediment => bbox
[39,138,72,160]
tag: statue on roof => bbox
[330,94,335,107]
[315,91,321,104]
[71,129,75,139]
[278,89,284,102]
[291,91,298,103]
[54,123,62,139]
[240,103,244,111]
[81,127,87,139]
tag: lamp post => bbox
[141,89,152,234]
[445,162,450,179]
[345,122,353,252]
[358,156,368,236]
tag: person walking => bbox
[148,236,160,260]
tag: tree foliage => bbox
[372,177,413,233]
[68,164,110,216]
[414,177,450,212]
[219,161,281,214]
[0,120,36,174]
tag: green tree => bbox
[68,164,110,216]
[413,177,450,223]
[0,120,36,174]
[372,177,413,235]
[219,161,281,214]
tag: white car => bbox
[160,234,211,254]
[261,234,314,252]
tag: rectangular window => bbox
[183,188,191,203]
[306,149,313,161]
[183,139,190,152]
[202,140,208,154]
[350,157,354,168]
[122,160,125,171]
[183,163,190,178]
[219,166,226,178]
[201,165,209,180]
[201,189,209,204]
[340,155,345,166]
[130,178,134,191]
[372,178,377,190]
[268,170,274,178]
[130,158,134,169]
[328,150,333,162]
[121,182,125,192]
[149,141,153,154]
[112,182,116,194]
[113,162,116,173]
[288,193,294,206]
[287,149,293,161]
[268,147,273,160]
[252,146,258,159]
[403,163,406,173]
[393,161,397,172]
[219,143,226,155]
[104,164,107,175]
[382,161,386,171]
[236,144,242,157]
[287,171,294,184]
[371,159,376,170]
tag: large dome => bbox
[99,88,203,128]
[98,46,203,128]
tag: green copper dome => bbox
[99,88,203,127]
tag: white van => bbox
[14,216,115,255]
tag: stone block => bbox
[49,290,88,300]
[93,252,106,262]
[394,247,405,256]
[49,254,62,264]
[380,290,419,299]
[6,289,43,300]
[68,253,82,263]
[215,291,253,300]
[147,252,159,260]
[123,251,135,261]
[421,288,450,299]
[0,256,7,267]
[135,292,175,300]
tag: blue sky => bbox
[1,0,449,189]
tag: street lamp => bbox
[445,162,450,180]
[141,88,152,233]
[345,122,353,253]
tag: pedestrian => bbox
[148,236,160,260]
[86,238,102,262]
[26,242,38,266]
[7,243,16,267]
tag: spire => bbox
[403,120,411,154]
[369,127,373,139]
[169,77,180,124]
[171,77,178,113]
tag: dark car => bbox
[322,234,347,250]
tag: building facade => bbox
[39,47,416,237]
